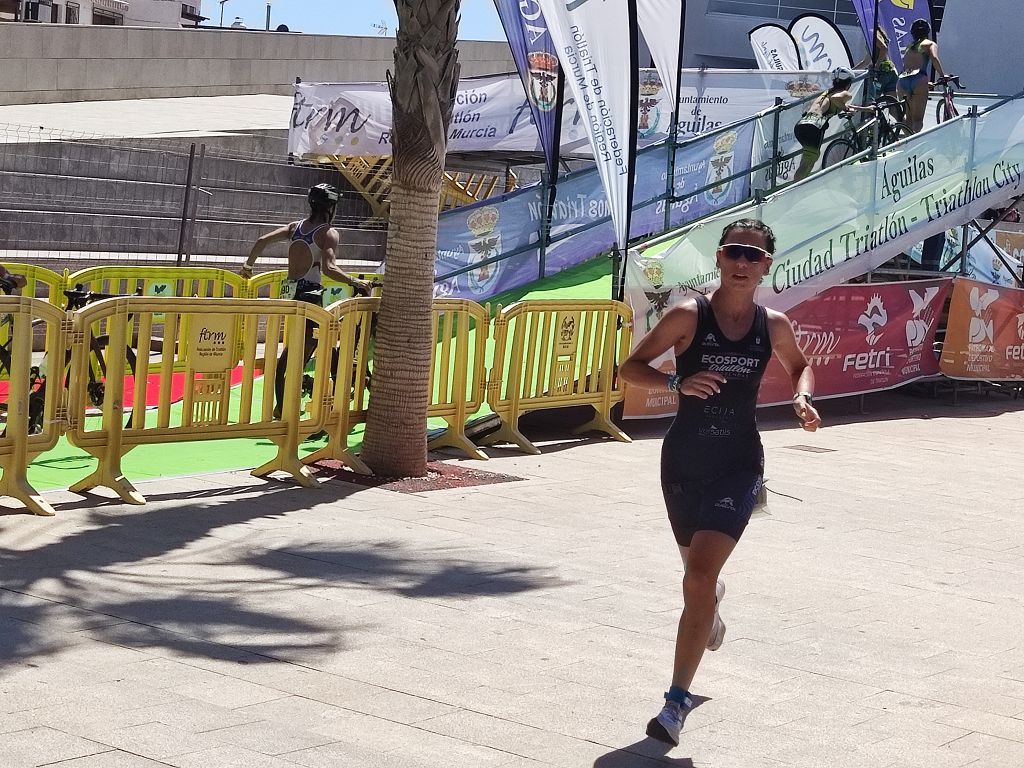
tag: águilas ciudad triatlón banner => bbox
[940,277,1024,380]
[622,279,951,418]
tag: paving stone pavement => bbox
[3,389,1024,768]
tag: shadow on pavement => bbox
[592,738,694,767]
[0,478,558,670]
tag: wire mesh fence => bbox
[0,122,388,275]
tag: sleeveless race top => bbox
[289,220,329,283]
[664,295,773,473]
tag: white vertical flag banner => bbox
[748,24,802,72]
[789,13,853,71]
[537,0,638,250]
[637,0,682,115]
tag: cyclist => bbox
[897,19,947,133]
[620,218,820,747]
[794,67,872,181]
[856,27,898,100]
[241,183,372,418]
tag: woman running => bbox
[897,19,946,133]
[620,218,821,747]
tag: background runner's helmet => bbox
[831,66,854,86]
[308,183,340,208]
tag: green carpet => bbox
[25,258,612,493]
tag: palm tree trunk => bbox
[361,0,461,477]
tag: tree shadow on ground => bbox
[0,478,558,670]
[245,542,564,600]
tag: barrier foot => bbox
[479,419,541,455]
[301,442,372,475]
[0,471,56,516]
[428,427,489,461]
[69,468,146,506]
[252,453,322,488]
[574,409,632,444]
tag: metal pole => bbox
[265,3,271,31]
[664,0,687,233]
[184,144,206,263]
[538,172,550,281]
[219,0,227,27]
[769,97,783,192]
[176,143,196,267]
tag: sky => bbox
[209,0,507,40]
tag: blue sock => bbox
[666,686,690,705]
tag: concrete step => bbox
[0,170,376,226]
[0,207,386,261]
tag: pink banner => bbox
[759,279,952,406]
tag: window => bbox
[707,0,860,28]
[23,0,40,21]
[92,8,122,24]
[65,0,78,23]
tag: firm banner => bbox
[758,278,951,405]
[940,277,1024,380]
[623,279,951,418]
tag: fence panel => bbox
[0,296,67,515]
[485,299,632,454]
[0,262,66,304]
[64,296,334,504]
[426,299,491,459]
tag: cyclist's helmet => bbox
[308,183,340,207]
[831,66,855,87]
[911,19,930,39]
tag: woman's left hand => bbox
[794,398,821,431]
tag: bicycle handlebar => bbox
[935,75,965,89]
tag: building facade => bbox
[682,0,867,68]
[0,0,203,26]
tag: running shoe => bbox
[646,694,692,746]
[707,579,726,651]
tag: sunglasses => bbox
[720,243,772,263]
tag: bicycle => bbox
[822,103,913,169]
[0,280,143,434]
[934,75,965,124]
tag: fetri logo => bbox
[1016,313,1024,341]
[857,294,888,345]
[891,0,915,9]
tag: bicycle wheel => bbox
[822,139,858,169]
[935,98,957,124]
[886,122,914,145]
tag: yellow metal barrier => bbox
[64,296,335,504]
[302,296,377,473]
[0,297,67,516]
[483,300,633,455]
[0,263,67,304]
[246,270,385,303]
[425,299,491,460]
[68,265,248,301]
